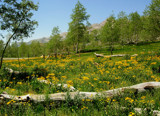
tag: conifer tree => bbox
[67,1,90,53]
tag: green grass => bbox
[0,42,160,115]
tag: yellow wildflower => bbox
[17,82,22,85]
[128,112,135,116]
[82,76,89,81]
[67,80,73,85]
[141,96,146,99]
[93,78,98,81]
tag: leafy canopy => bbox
[0,0,38,40]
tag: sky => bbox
[6,0,153,42]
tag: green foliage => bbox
[48,26,62,57]
[19,41,28,57]
[67,1,90,53]
[117,11,130,45]
[0,0,38,39]
[100,15,119,55]
[30,41,42,57]
[0,0,38,69]
[144,0,160,40]
[0,42,160,115]
[89,29,101,47]
[128,12,142,44]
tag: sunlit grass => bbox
[0,42,160,115]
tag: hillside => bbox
[27,20,106,44]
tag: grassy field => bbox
[0,42,160,115]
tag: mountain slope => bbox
[27,19,106,44]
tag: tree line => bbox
[1,0,160,58]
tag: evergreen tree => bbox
[67,1,90,53]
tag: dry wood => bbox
[5,67,20,75]
[94,53,138,58]
[120,107,160,116]
[37,79,76,91]
[94,53,104,57]
[134,108,160,116]
[0,82,160,103]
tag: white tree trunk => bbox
[0,82,160,103]
[94,53,138,58]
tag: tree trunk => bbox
[79,48,81,57]
[17,49,21,72]
[76,42,79,54]
[54,49,57,59]
[67,48,70,55]
[73,44,76,52]
[28,52,30,61]
[110,43,113,55]
[43,54,45,60]
[0,33,15,69]
[158,66,160,73]
[111,47,113,55]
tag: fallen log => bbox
[94,53,138,58]
[0,82,160,103]
[120,107,160,116]
[94,53,104,57]
[5,67,20,75]
[37,79,76,92]
[134,108,160,116]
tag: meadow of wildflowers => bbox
[0,43,160,115]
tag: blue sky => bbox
[26,0,152,42]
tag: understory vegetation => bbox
[0,42,160,115]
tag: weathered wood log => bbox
[5,67,20,75]
[120,107,160,116]
[134,108,160,116]
[131,54,138,57]
[37,79,76,92]
[0,82,160,103]
[94,53,138,58]
[94,53,104,57]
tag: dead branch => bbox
[94,53,138,58]
[37,79,76,92]
[5,67,20,75]
[0,82,160,103]
[120,107,160,116]
[94,53,104,57]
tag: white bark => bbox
[94,53,138,58]
[0,82,160,103]
[121,107,160,116]
[37,79,76,92]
